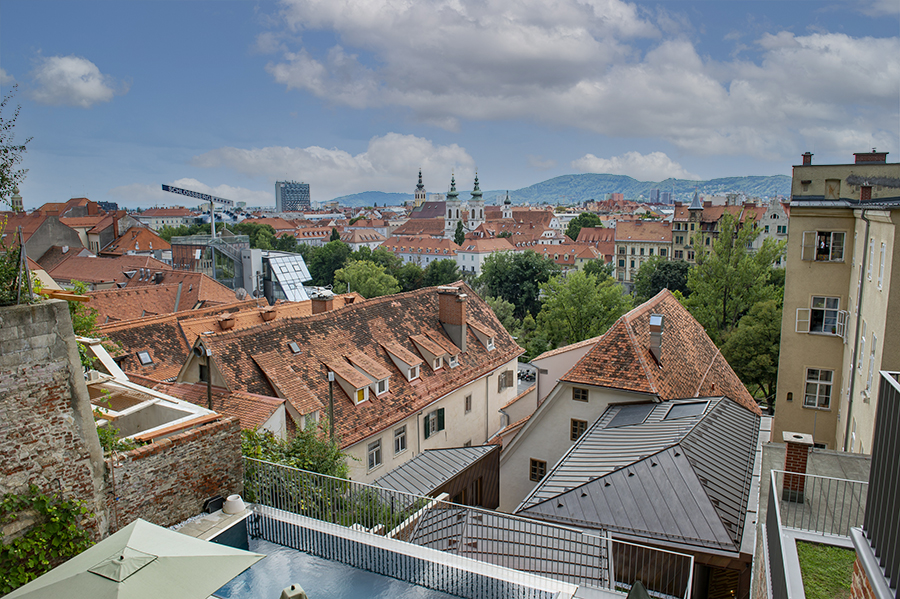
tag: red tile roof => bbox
[457,238,515,253]
[153,382,284,430]
[100,227,170,255]
[614,221,673,242]
[47,255,171,285]
[561,290,759,415]
[380,236,458,256]
[391,219,445,237]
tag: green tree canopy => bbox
[232,222,278,249]
[478,250,561,319]
[156,223,212,242]
[454,221,465,246]
[333,260,400,298]
[582,258,615,279]
[632,257,691,303]
[241,427,348,478]
[330,227,341,242]
[423,258,460,287]
[350,246,403,273]
[686,214,786,341]
[395,261,424,292]
[721,299,782,403]
[308,240,351,286]
[0,86,30,208]
[484,296,521,337]
[536,271,633,347]
[275,233,299,252]
[564,212,602,241]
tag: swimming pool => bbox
[213,537,461,599]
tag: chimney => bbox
[649,314,663,363]
[782,432,814,503]
[62,246,69,254]
[154,272,163,284]
[312,296,334,314]
[438,286,467,352]
[854,150,888,164]
[802,152,813,166]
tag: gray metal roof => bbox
[518,397,760,555]
[374,445,496,497]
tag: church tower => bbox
[467,173,485,229]
[414,168,426,207]
[502,191,513,220]
[445,173,462,238]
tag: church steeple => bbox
[468,172,484,228]
[414,168,426,207]
[689,190,703,211]
[447,173,459,200]
[471,173,482,199]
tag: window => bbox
[764,225,769,234]
[801,231,845,262]
[705,237,710,246]
[675,235,684,244]
[530,459,547,482]
[572,387,588,402]
[690,223,695,231]
[394,426,407,454]
[619,246,625,254]
[866,334,877,393]
[810,296,839,334]
[618,259,625,267]
[858,321,866,373]
[868,239,875,279]
[640,248,645,256]
[570,419,587,441]
[367,439,382,470]
[465,394,472,413]
[498,369,514,392]
[408,365,420,381]
[649,248,654,256]
[198,363,209,383]
[777,225,787,235]
[687,251,695,261]
[674,250,683,260]
[878,242,885,289]
[487,338,495,350]
[804,368,833,409]
[630,260,635,269]
[376,379,388,395]
[631,248,635,255]
[433,357,442,370]
[137,351,153,365]
[449,355,458,368]
[424,408,445,439]
[660,248,667,257]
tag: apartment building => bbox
[613,220,672,287]
[773,151,900,452]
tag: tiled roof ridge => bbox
[622,288,672,323]
[96,298,256,332]
[694,344,723,398]
[623,315,658,396]
[532,334,604,362]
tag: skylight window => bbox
[665,402,708,420]
[137,351,153,365]
[289,342,301,354]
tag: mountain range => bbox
[328,173,792,208]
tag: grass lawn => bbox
[796,540,856,599]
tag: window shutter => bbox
[437,408,445,432]
[837,310,849,342]
[801,231,815,261]
[423,413,431,439]
[795,308,810,333]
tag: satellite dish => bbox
[235,287,248,300]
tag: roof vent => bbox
[649,313,664,364]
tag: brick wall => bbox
[851,559,876,599]
[0,300,108,538]
[106,416,243,531]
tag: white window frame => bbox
[393,426,407,455]
[795,297,846,337]
[448,355,459,368]
[866,333,877,394]
[137,351,153,365]
[464,394,472,414]
[433,357,442,370]
[367,439,382,471]
[376,378,388,395]
[858,321,867,374]
[408,365,419,381]
[804,368,833,409]
[868,238,875,279]
[801,231,846,262]
[878,242,885,289]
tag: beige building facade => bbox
[773,151,900,453]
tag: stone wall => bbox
[106,416,242,530]
[0,300,108,537]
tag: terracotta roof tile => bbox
[252,351,324,414]
[154,382,284,430]
[467,320,495,339]
[345,352,392,380]
[382,342,424,366]
[391,219,445,236]
[100,227,170,255]
[561,290,759,415]
[614,220,673,242]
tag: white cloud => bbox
[528,155,557,170]
[0,68,14,85]
[30,55,126,108]
[857,0,900,17]
[262,0,898,161]
[191,133,475,200]
[109,181,270,208]
[572,151,700,181]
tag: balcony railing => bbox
[773,469,868,537]
[243,457,694,598]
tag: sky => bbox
[1,0,898,210]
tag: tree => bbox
[565,212,602,241]
[308,240,350,286]
[423,259,460,287]
[350,246,402,273]
[232,222,277,249]
[686,214,785,341]
[478,250,561,319]
[241,426,348,478]
[535,271,632,347]
[330,227,340,242]
[333,260,400,298]
[484,296,521,338]
[632,257,691,303]
[721,299,782,403]
[156,223,211,242]
[454,221,465,246]
[275,233,298,253]
[0,86,31,208]
[583,259,614,279]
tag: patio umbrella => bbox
[6,518,264,599]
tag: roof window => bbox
[137,351,153,366]
[288,342,301,354]
[665,402,708,420]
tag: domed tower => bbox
[468,173,485,229]
[502,191,513,220]
[445,173,462,238]
[414,168,426,207]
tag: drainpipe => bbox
[843,212,870,452]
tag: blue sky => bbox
[1,0,898,210]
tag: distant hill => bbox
[329,173,792,207]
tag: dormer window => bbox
[408,365,419,381]
[448,355,458,368]
[376,379,388,395]
[487,338,495,350]
[433,357,442,370]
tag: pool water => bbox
[214,537,462,599]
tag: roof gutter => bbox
[843,211,871,451]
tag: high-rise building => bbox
[773,150,900,453]
[275,181,311,212]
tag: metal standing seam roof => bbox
[517,397,760,555]
[374,445,496,498]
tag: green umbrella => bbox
[6,518,264,599]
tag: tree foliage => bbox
[582,258,615,280]
[308,240,351,286]
[686,214,786,341]
[632,257,691,303]
[395,261,424,292]
[721,299,782,402]
[536,271,632,347]
[454,221,465,246]
[478,250,561,319]
[276,233,299,252]
[0,86,31,209]
[156,223,212,242]
[423,258,460,287]
[232,222,277,249]
[333,260,400,298]
[330,227,340,242]
[564,212,602,241]
[241,427,349,479]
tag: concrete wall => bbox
[0,300,108,537]
[105,416,242,531]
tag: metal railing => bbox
[243,457,694,598]
[773,469,868,537]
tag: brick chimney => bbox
[438,286,467,352]
[854,150,888,164]
[312,296,334,314]
[782,431,814,502]
[802,152,813,166]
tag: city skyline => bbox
[1,0,897,210]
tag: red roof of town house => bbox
[340,229,387,244]
[47,254,172,286]
[139,207,194,218]
[614,220,673,243]
[0,211,50,244]
[534,243,601,266]
[248,217,299,233]
[392,218,445,237]
[380,235,458,257]
[457,237,516,254]
[151,381,287,430]
[100,227,171,256]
